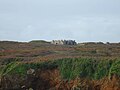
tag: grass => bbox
[109,60,120,77]
[58,58,95,80]
[58,58,120,80]
[0,60,58,77]
[94,60,113,79]
[0,62,19,76]
[0,58,120,81]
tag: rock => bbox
[51,40,77,45]
[27,68,35,75]
[21,85,25,88]
[28,88,33,90]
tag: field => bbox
[0,40,120,90]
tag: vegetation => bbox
[0,60,58,77]
[58,58,111,80]
[29,40,50,44]
[0,62,19,76]
[94,60,113,79]
[1,58,120,81]
[0,41,120,89]
[109,60,120,77]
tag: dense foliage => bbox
[0,58,120,80]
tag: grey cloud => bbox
[0,0,120,42]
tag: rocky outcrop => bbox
[27,68,35,75]
[51,40,77,45]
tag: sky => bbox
[0,0,120,42]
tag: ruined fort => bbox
[51,40,77,45]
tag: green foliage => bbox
[0,60,58,77]
[0,62,19,76]
[58,58,74,80]
[109,60,120,77]
[1,58,120,81]
[10,64,28,76]
[58,58,95,80]
[58,58,119,80]
[0,66,4,76]
[94,60,112,79]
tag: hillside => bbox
[0,41,120,90]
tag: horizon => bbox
[0,39,120,43]
[0,0,120,42]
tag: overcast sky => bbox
[0,0,120,42]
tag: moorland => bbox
[0,40,120,90]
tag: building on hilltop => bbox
[51,40,77,45]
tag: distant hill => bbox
[29,40,50,44]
